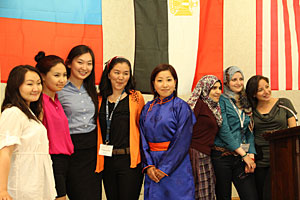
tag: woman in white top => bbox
[0,65,56,200]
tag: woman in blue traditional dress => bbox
[140,64,196,200]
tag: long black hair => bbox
[1,65,43,122]
[66,45,98,119]
[99,56,135,98]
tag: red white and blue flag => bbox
[0,0,103,83]
[256,0,300,90]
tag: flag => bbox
[256,0,300,90]
[133,0,223,94]
[0,0,103,83]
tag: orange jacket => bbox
[95,90,145,172]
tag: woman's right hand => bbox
[0,190,13,200]
[146,166,160,183]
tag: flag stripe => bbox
[256,0,263,75]
[0,18,103,83]
[287,0,299,90]
[278,0,286,90]
[294,0,300,89]
[262,0,271,79]
[192,0,223,89]
[271,0,279,90]
[258,0,300,90]
[0,0,102,25]
[282,0,292,89]
[168,2,199,95]
[133,0,168,93]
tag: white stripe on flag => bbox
[261,0,300,90]
[262,0,271,79]
[278,0,286,90]
[168,0,200,95]
[288,0,299,89]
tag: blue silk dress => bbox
[140,95,196,200]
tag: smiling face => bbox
[19,71,42,105]
[153,70,176,99]
[68,52,93,82]
[255,79,272,102]
[42,63,67,93]
[209,81,222,102]
[228,72,244,93]
[108,62,131,92]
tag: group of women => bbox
[188,66,297,200]
[0,43,297,200]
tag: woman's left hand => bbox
[243,155,256,173]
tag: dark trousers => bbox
[255,167,271,200]
[103,154,143,200]
[211,150,258,200]
[67,131,102,200]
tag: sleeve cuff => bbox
[0,135,20,150]
[142,165,155,173]
[157,169,168,176]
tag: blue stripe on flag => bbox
[0,0,101,25]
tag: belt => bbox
[212,146,239,157]
[149,141,170,151]
[112,147,130,155]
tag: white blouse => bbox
[0,106,56,200]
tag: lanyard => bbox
[228,99,245,128]
[105,90,125,144]
[228,99,247,143]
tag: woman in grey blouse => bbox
[246,75,297,200]
[57,45,101,200]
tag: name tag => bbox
[240,143,250,152]
[99,144,113,157]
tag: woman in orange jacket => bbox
[96,56,144,200]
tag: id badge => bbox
[99,144,113,157]
[240,143,250,152]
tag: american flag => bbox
[256,0,300,90]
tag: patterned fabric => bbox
[187,75,222,127]
[189,148,216,200]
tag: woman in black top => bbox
[97,56,144,200]
[246,75,297,200]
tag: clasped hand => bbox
[243,155,256,173]
[146,166,166,183]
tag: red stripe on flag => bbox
[282,0,293,90]
[294,0,300,90]
[256,0,263,75]
[271,0,279,90]
[0,18,103,83]
[192,0,223,90]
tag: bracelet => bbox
[241,153,247,158]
